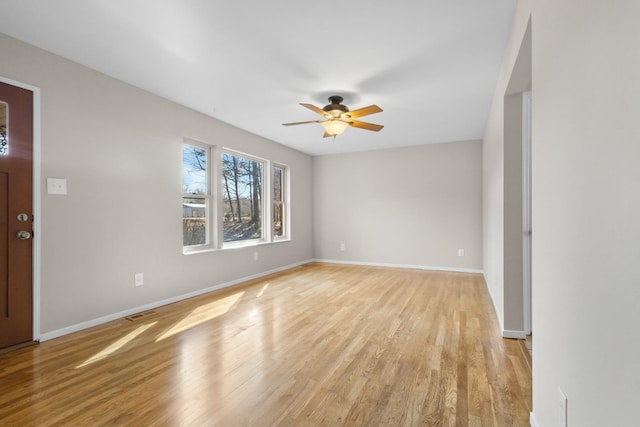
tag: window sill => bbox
[182,246,216,255]
[222,237,290,250]
[183,238,290,255]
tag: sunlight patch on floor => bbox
[156,291,245,342]
[256,283,269,298]
[76,321,157,368]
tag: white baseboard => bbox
[39,259,314,342]
[481,276,528,341]
[530,412,539,427]
[313,258,484,275]
[503,329,527,339]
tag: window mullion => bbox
[264,160,272,242]
[212,145,223,249]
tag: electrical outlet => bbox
[135,273,144,287]
[340,243,346,251]
[253,251,259,261]
[558,387,567,427]
[458,248,465,257]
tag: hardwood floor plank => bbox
[0,263,531,426]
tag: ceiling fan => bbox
[282,96,384,138]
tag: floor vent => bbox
[125,310,156,321]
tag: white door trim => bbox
[0,75,41,342]
[522,90,532,335]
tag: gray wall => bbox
[503,92,525,334]
[486,0,640,424]
[532,0,640,425]
[0,33,314,336]
[313,141,483,271]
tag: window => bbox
[222,151,264,244]
[0,101,8,155]
[182,142,210,249]
[273,165,287,239]
[181,142,289,252]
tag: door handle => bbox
[16,230,31,240]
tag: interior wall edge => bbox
[484,272,505,332]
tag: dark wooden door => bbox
[0,81,34,349]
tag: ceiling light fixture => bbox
[321,119,349,137]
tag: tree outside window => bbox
[182,144,209,247]
[182,142,289,252]
[222,152,264,243]
[273,165,285,238]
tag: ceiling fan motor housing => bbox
[323,96,349,116]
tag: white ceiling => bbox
[0,1,515,156]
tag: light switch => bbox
[47,178,67,195]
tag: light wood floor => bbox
[0,263,531,426]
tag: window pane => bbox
[273,166,285,237]
[183,197,207,246]
[273,167,282,202]
[222,153,263,242]
[182,145,207,194]
[273,202,283,237]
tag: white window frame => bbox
[272,163,290,241]
[182,142,290,254]
[182,139,214,253]
[220,148,267,249]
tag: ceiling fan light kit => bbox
[321,120,350,137]
[283,95,384,138]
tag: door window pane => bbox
[0,102,7,155]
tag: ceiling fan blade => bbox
[300,103,327,117]
[282,120,323,126]
[349,119,384,132]
[345,104,382,119]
